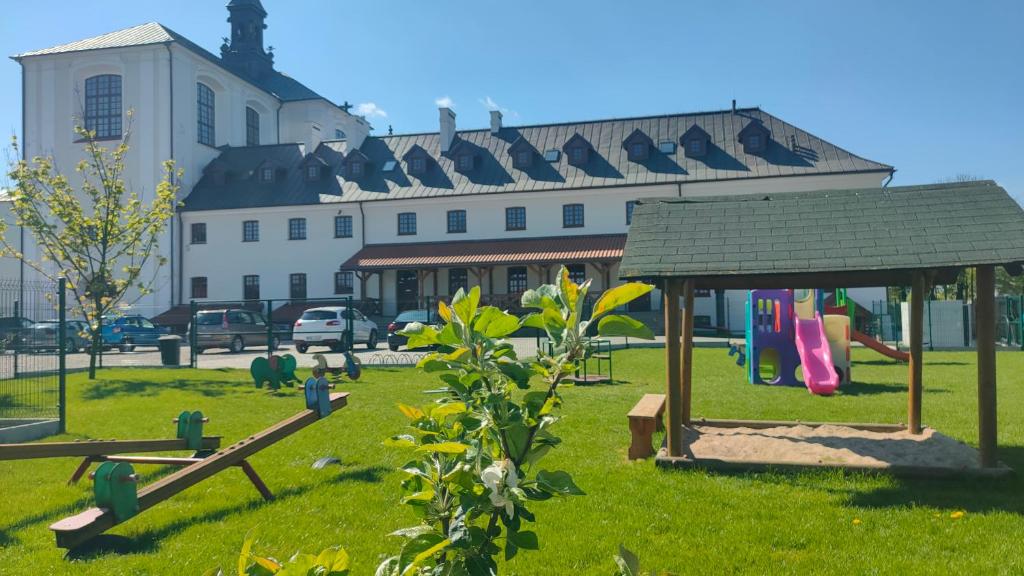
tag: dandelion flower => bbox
[950,511,965,520]
[852,518,862,525]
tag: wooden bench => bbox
[628,393,666,459]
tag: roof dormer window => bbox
[260,167,275,183]
[403,144,432,176]
[342,148,370,179]
[350,161,363,176]
[680,124,711,158]
[412,157,426,173]
[305,165,320,181]
[737,120,771,155]
[508,136,536,170]
[623,129,653,162]
[563,133,591,167]
[457,154,474,172]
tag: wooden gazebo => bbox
[619,181,1024,474]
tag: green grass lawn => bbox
[2,348,1024,575]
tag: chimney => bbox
[439,107,457,153]
[490,110,503,134]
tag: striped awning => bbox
[340,234,626,271]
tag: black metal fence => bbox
[187,296,378,368]
[0,279,66,434]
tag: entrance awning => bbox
[340,234,627,271]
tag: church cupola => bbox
[220,0,274,79]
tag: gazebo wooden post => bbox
[976,265,997,467]
[663,279,683,456]
[908,271,926,434]
[681,279,695,425]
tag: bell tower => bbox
[220,0,274,79]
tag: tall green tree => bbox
[2,114,179,378]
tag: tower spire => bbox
[221,0,274,79]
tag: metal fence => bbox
[187,296,373,368]
[998,295,1024,349]
[0,279,66,435]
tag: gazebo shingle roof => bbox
[619,181,1024,282]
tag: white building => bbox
[11,0,893,331]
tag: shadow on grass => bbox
[82,378,241,400]
[326,463,389,484]
[855,359,969,367]
[838,381,949,396]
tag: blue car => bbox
[101,315,171,352]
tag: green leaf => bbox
[482,311,521,338]
[238,530,255,576]
[542,308,566,335]
[451,286,481,326]
[591,282,653,319]
[402,488,435,504]
[597,314,654,340]
[314,547,351,575]
[536,470,585,496]
[519,313,546,330]
[416,441,469,454]
[398,533,449,576]
[384,435,417,448]
[497,361,532,389]
[508,530,539,550]
[397,404,425,421]
[431,402,467,420]
[400,322,440,349]
[558,267,579,313]
[520,289,558,311]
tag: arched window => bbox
[197,83,216,146]
[84,74,122,139]
[245,106,260,146]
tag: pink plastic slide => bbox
[793,312,840,395]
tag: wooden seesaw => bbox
[48,383,350,549]
[0,412,221,487]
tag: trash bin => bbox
[158,335,182,366]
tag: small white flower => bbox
[481,459,518,516]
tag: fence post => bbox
[1019,295,1024,351]
[266,299,274,359]
[346,296,354,352]
[58,277,67,434]
[926,291,934,351]
[189,300,197,368]
[12,299,18,378]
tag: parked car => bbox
[292,306,378,353]
[386,309,439,352]
[0,316,34,351]
[29,319,91,353]
[101,315,171,352]
[190,308,280,353]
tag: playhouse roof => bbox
[619,180,1024,288]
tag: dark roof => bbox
[183,108,893,211]
[340,234,627,270]
[618,181,1024,285]
[12,22,326,103]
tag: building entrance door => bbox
[397,270,419,312]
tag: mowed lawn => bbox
[2,347,1024,575]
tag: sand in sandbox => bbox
[681,425,982,469]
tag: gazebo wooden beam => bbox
[681,279,695,426]
[908,271,926,434]
[976,265,997,467]
[667,267,964,291]
[663,279,682,457]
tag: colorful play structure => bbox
[732,288,907,395]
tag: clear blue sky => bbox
[1,0,1021,198]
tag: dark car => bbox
[189,308,280,353]
[101,315,171,352]
[386,309,438,352]
[0,317,34,351]
[29,319,91,353]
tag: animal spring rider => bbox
[250,353,299,389]
[311,352,362,381]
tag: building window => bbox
[746,134,761,150]
[334,271,354,294]
[515,150,531,167]
[563,204,584,228]
[190,276,208,299]
[449,268,468,295]
[398,212,416,235]
[335,129,346,140]
[411,156,426,174]
[631,142,647,158]
[288,218,307,240]
[349,161,363,177]
[507,267,528,295]
[290,273,307,300]
[197,83,215,146]
[626,201,637,225]
[687,139,703,155]
[506,207,526,231]
[447,209,467,234]
[306,165,320,181]
[243,275,260,300]
[260,167,275,182]
[243,220,259,242]
[457,154,474,171]
[83,74,122,139]
[190,223,207,244]
[566,264,587,285]
[246,106,260,146]
[569,147,585,164]
[334,215,353,238]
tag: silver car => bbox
[190,309,280,353]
